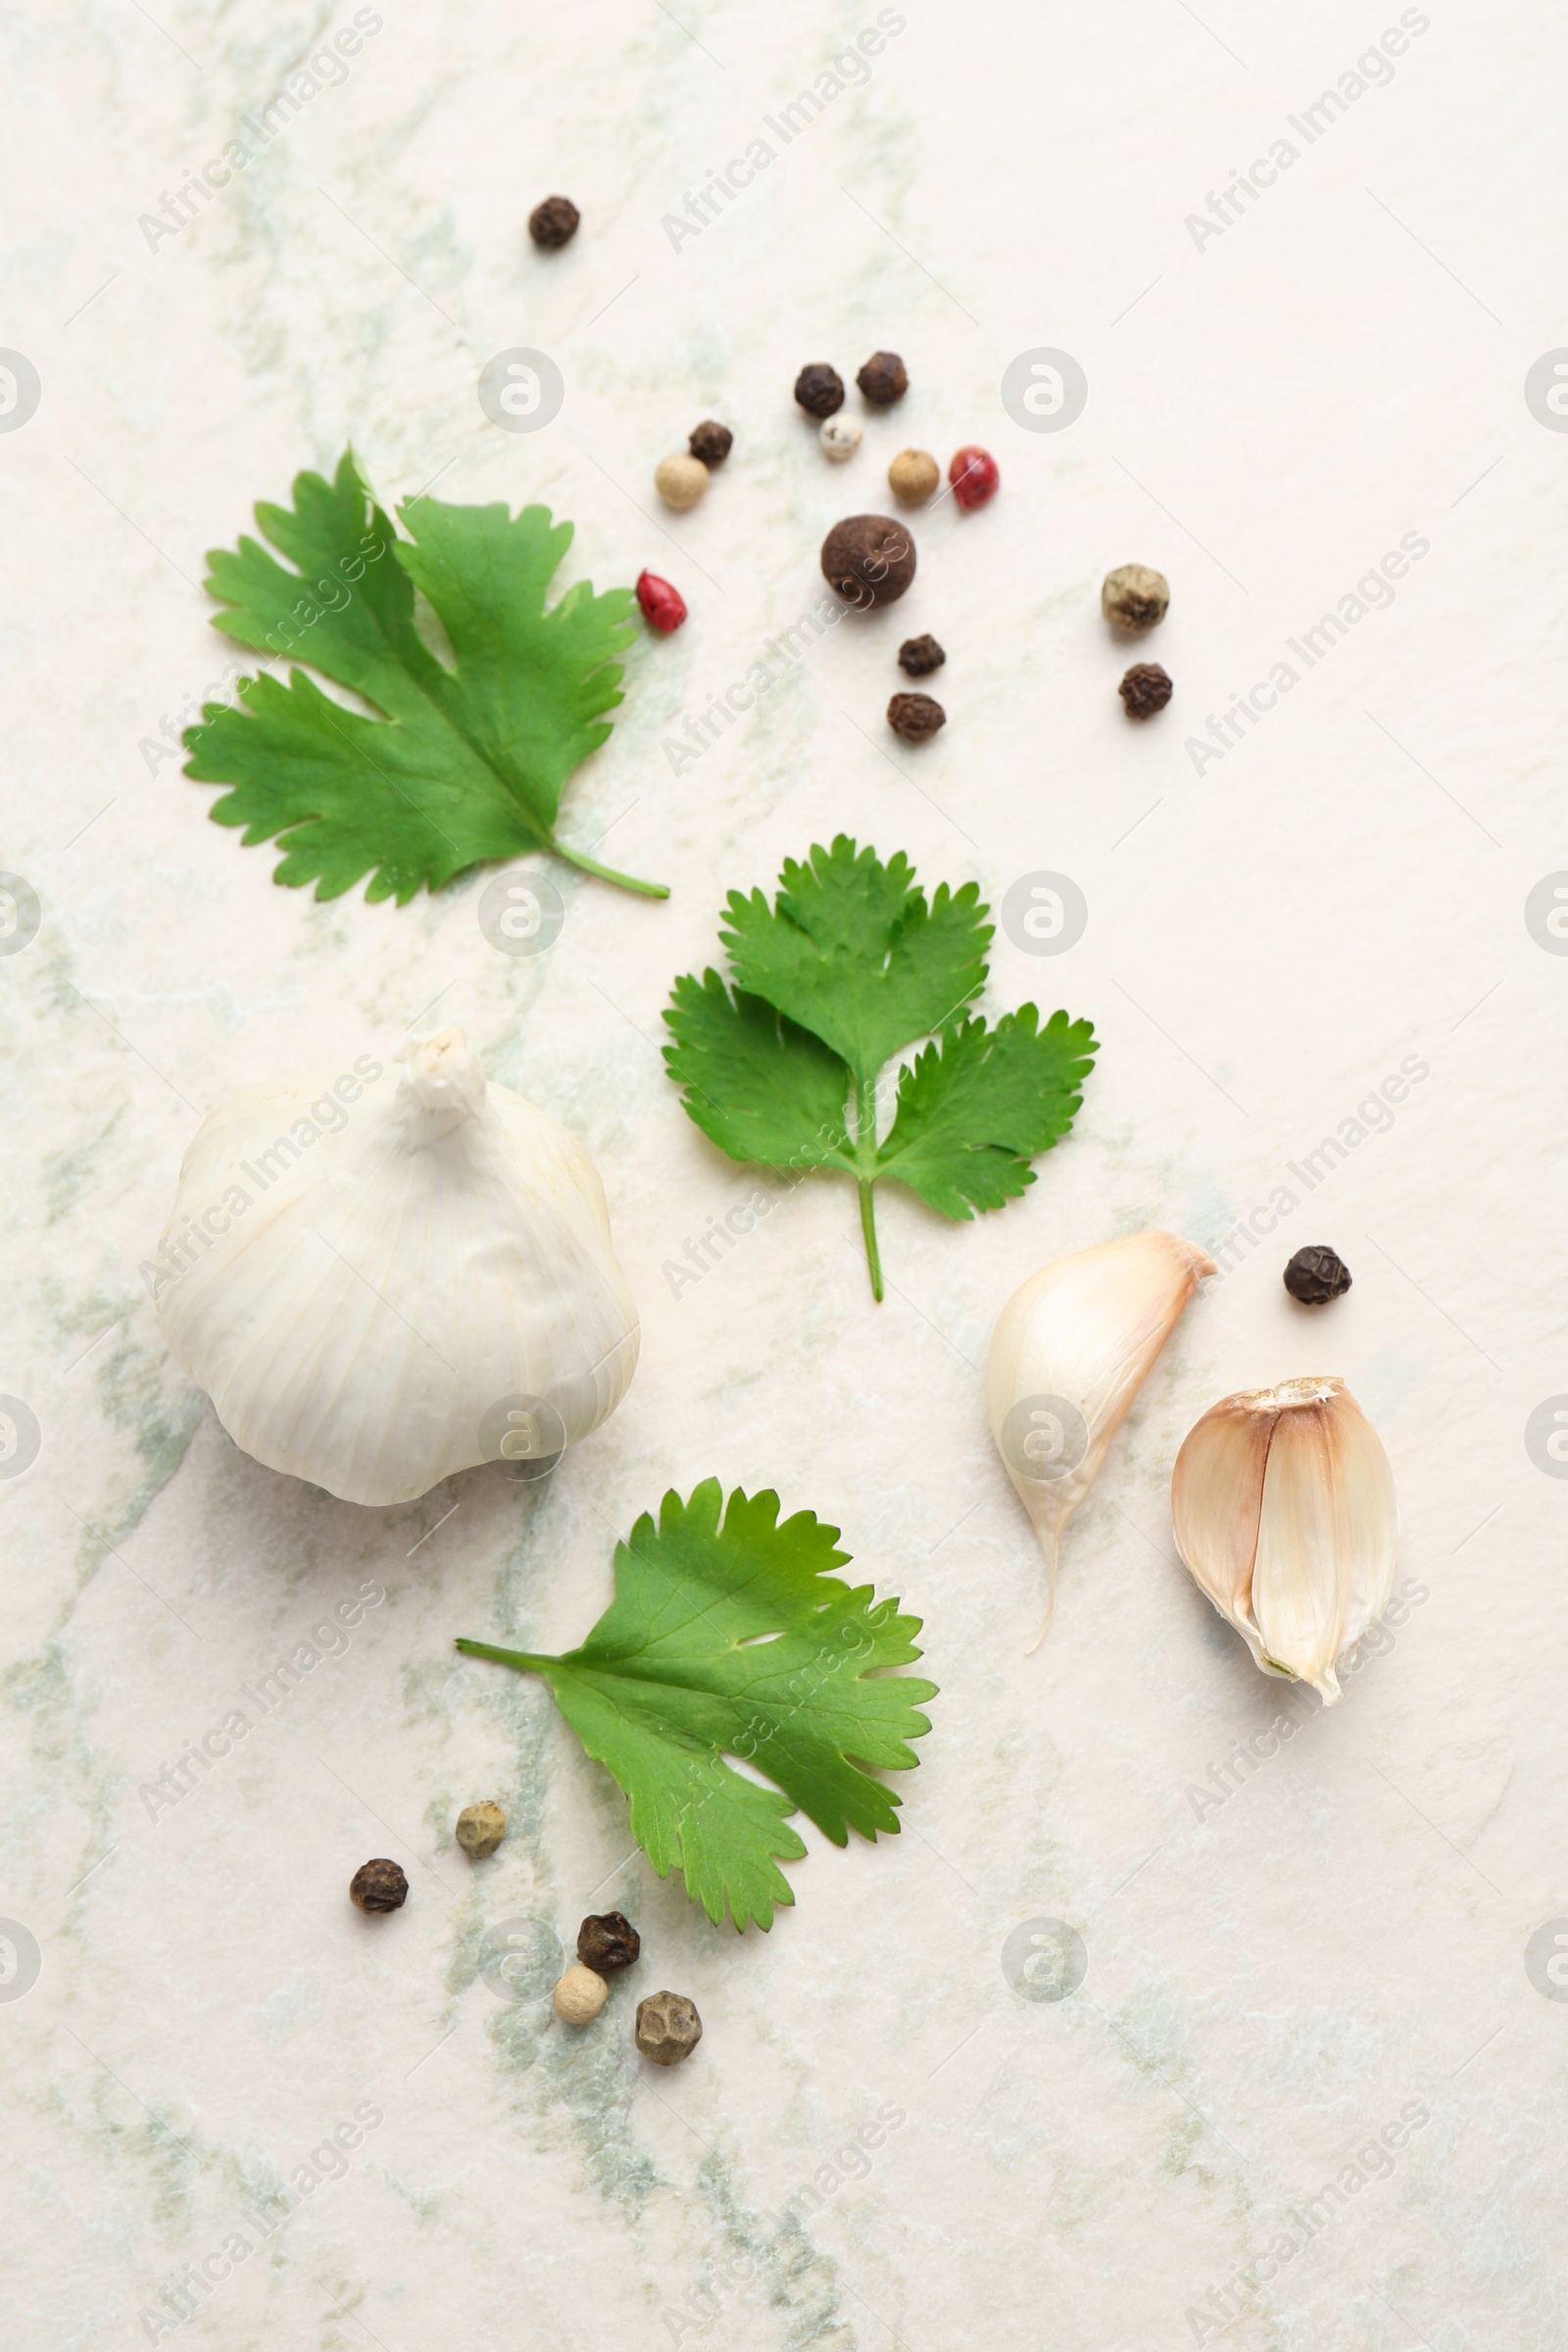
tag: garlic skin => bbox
[986,1230,1216,1646]
[154,1028,639,1507]
[1170,1377,1396,1703]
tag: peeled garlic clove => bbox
[152,1028,639,1507]
[986,1229,1216,1647]
[1171,1377,1396,1703]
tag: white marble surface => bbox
[3,2,1566,2345]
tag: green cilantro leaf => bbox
[183,450,663,905]
[456,1480,936,1932]
[662,837,1099,1298]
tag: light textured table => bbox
[3,3,1563,2346]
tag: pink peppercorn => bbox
[636,569,687,633]
[949,447,999,511]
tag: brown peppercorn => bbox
[349,1859,408,1914]
[527,195,580,251]
[1118,662,1172,718]
[888,691,946,744]
[1101,563,1170,633]
[857,350,907,406]
[898,633,945,677]
[794,363,845,417]
[455,1800,506,1860]
[688,419,732,466]
[635,1989,703,2066]
[1283,1246,1352,1304]
[820,514,916,609]
[577,1910,641,1972]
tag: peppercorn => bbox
[1101,564,1170,633]
[794,363,845,417]
[857,351,907,406]
[688,419,732,466]
[1283,1246,1352,1305]
[528,196,580,251]
[1118,662,1172,719]
[635,1989,703,2066]
[820,514,916,608]
[898,633,945,677]
[888,691,945,744]
[636,569,687,633]
[949,446,999,510]
[577,1910,641,1972]
[819,416,862,464]
[887,448,939,505]
[455,1800,506,1860]
[654,453,709,511]
[553,1964,609,2025]
[349,1858,408,1913]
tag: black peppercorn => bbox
[350,1858,408,1913]
[888,691,945,744]
[527,195,580,251]
[688,419,732,466]
[820,514,916,608]
[1119,662,1173,718]
[795,363,845,417]
[1283,1246,1352,1305]
[577,1910,641,1972]
[898,633,945,677]
[857,350,907,406]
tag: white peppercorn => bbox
[819,416,862,464]
[655,454,709,511]
[553,1964,609,2025]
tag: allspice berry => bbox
[794,363,845,417]
[553,1965,609,2026]
[1283,1246,1352,1304]
[349,1859,408,1914]
[888,448,939,505]
[577,1911,641,1972]
[528,195,580,251]
[635,1989,703,2066]
[655,453,709,511]
[455,1801,506,1860]
[1118,662,1172,718]
[688,419,732,466]
[898,633,945,677]
[1102,564,1170,633]
[857,350,907,406]
[888,691,945,744]
[820,514,916,608]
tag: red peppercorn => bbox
[636,570,687,634]
[949,446,999,511]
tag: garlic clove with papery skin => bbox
[152,1028,639,1508]
[1170,1377,1396,1703]
[986,1229,1216,1647]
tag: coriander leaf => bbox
[183,450,662,905]
[874,1008,1101,1218]
[662,971,857,1175]
[456,1479,937,1933]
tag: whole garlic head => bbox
[153,1028,639,1506]
[1170,1376,1396,1703]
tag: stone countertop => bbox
[2,3,1564,2347]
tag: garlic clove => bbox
[1167,1387,1275,1675]
[986,1229,1216,1646]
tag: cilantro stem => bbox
[553,842,670,899]
[858,1178,884,1301]
[455,1638,554,1675]
[854,1071,885,1302]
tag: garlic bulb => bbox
[986,1229,1215,1646]
[1170,1377,1396,1702]
[152,1028,639,1506]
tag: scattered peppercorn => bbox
[553,1964,610,2024]
[349,1859,408,1914]
[949,446,999,510]
[636,569,687,633]
[1101,564,1170,633]
[1118,662,1173,719]
[578,1911,641,1972]
[654,453,709,511]
[819,416,862,463]
[888,691,946,744]
[820,514,916,608]
[527,195,580,251]
[887,448,939,505]
[898,633,945,677]
[635,1989,703,2066]
[794,363,845,417]
[1283,1246,1352,1305]
[455,1801,506,1859]
[688,419,732,466]
[857,350,907,406]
